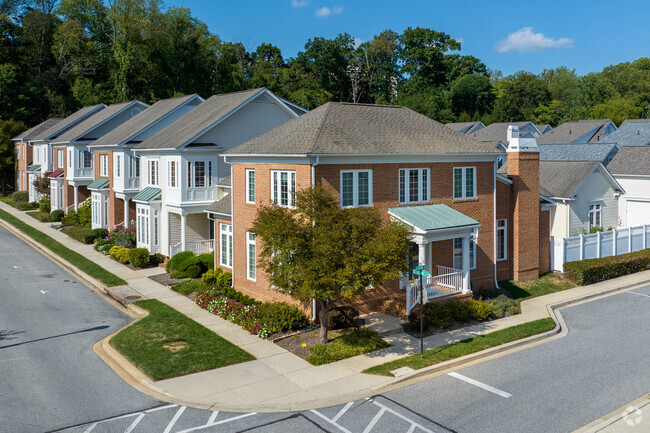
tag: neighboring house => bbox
[12,118,62,194]
[22,105,107,202]
[537,119,616,144]
[540,160,624,238]
[445,121,485,134]
[88,95,204,230]
[537,142,619,165]
[470,121,543,150]
[602,119,650,147]
[222,104,551,314]
[133,88,306,257]
[536,124,552,134]
[49,101,150,213]
[607,146,650,227]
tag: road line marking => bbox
[371,401,435,433]
[145,404,177,413]
[627,291,650,298]
[405,424,417,433]
[207,411,219,424]
[176,412,256,433]
[163,406,186,433]
[310,409,353,433]
[332,402,354,423]
[0,357,27,363]
[82,423,97,433]
[363,408,385,433]
[123,413,144,433]
[448,372,512,398]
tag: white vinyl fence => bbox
[552,225,650,271]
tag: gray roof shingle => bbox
[217,175,231,187]
[537,119,614,144]
[536,124,552,134]
[13,118,63,141]
[602,121,650,147]
[539,160,600,198]
[606,146,650,176]
[445,121,484,134]
[206,194,231,216]
[538,142,618,163]
[93,94,201,147]
[226,102,500,156]
[33,104,106,141]
[136,88,266,150]
[469,121,537,143]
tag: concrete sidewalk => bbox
[2,200,649,412]
[576,393,650,432]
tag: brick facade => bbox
[15,142,32,191]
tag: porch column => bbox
[418,242,426,267]
[73,185,79,212]
[123,198,130,229]
[181,213,187,252]
[462,235,471,294]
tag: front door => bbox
[408,243,419,280]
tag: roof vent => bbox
[131,107,142,117]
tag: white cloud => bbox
[353,37,364,48]
[315,5,342,18]
[496,27,573,53]
[291,0,308,7]
[332,5,343,14]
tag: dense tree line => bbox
[2,0,650,189]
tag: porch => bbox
[168,211,215,257]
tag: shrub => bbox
[485,295,520,319]
[197,253,214,271]
[216,271,232,291]
[109,226,136,247]
[170,270,185,279]
[77,205,91,226]
[38,196,50,213]
[186,264,202,278]
[406,308,428,332]
[62,209,80,226]
[150,253,165,266]
[446,300,472,322]
[63,226,96,244]
[91,228,109,239]
[15,201,39,211]
[257,302,309,333]
[424,303,452,329]
[128,248,150,268]
[202,268,223,286]
[564,249,650,285]
[11,191,28,202]
[465,299,491,321]
[109,245,130,264]
[328,306,359,329]
[165,259,172,273]
[167,251,195,273]
[49,209,64,222]
[224,287,257,305]
[94,238,112,250]
[172,279,206,295]
[196,292,269,338]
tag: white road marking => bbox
[448,372,512,398]
[176,412,257,433]
[332,402,354,423]
[362,408,385,433]
[0,357,27,363]
[40,290,49,294]
[207,411,219,424]
[310,409,353,433]
[82,423,97,433]
[163,406,186,433]
[627,291,650,299]
[145,404,177,413]
[12,265,20,269]
[370,400,435,433]
[123,413,144,433]
[406,424,417,433]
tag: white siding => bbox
[568,168,620,236]
[615,176,650,227]
[550,202,569,238]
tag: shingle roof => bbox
[388,204,478,232]
[226,102,500,156]
[33,104,106,141]
[136,88,267,150]
[536,124,552,134]
[538,142,618,163]
[601,122,650,147]
[537,119,614,144]
[217,175,231,187]
[606,146,650,176]
[539,160,600,198]
[53,101,145,144]
[93,95,201,147]
[13,118,63,141]
[469,122,537,143]
[206,194,231,216]
[445,121,484,134]
[619,119,650,128]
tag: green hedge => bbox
[62,226,96,244]
[11,191,28,202]
[564,249,650,285]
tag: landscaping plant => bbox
[109,245,130,264]
[128,247,150,268]
[11,191,28,202]
[49,209,64,222]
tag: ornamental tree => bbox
[251,185,411,343]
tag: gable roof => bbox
[52,101,147,144]
[537,119,615,144]
[445,121,485,134]
[536,124,552,134]
[602,121,650,147]
[469,121,540,143]
[606,146,650,176]
[136,88,279,150]
[539,160,622,199]
[619,119,650,128]
[13,118,63,141]
[538,142,619,163]
[226,102,500,156]
[93,94,202,147]
[206,194,231,216]
[32,104,106,141]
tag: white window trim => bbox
[588,202,602,230]
[116,154,121,177]
[220,223,233,268]
[271,170,296,208]
[246,169,255,204]
[453,166,477,200]
[340,169,373,208]
[168,160,177,188]
[68,149,72,168]
[147,160,159,186]
[246,231,256,281]
[497,219,507,261]
[399,168,429,204]
[57,149,63,168]
[99,154,108,177]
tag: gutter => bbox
[311,155,320,322]
[493,160,501,290]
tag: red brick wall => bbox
[539,208,551,274]
[16,142,32,191]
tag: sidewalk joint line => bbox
[447,372,512,398]
[626,291,650,298]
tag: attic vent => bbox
[131,107,142,117]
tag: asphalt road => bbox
[1,222,649,433]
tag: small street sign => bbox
[414,265,426,271]
[421,271,430,277]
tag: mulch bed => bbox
[148,272,187,287]
[273,328,345,360]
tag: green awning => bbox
[133,187,161,203]
[26,164,41,173]
[388,204,478,233]
[87,177,109,190]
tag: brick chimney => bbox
[507,125,540,281]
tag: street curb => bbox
[574,393,650,433]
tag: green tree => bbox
[492,71,550,121]
[591,97,642,126]
[0,118,25,192]
[251,186,411,343]
[450,74,495,116]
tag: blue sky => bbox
[167,0,649,76]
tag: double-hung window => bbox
[130,156,140,177]
[147,160,159,186]
[340,169,372,207]
[99,154,108,176]
[453,235,477,270]
[16,146,20,159]
[194,161,206,187]
[57,149,64,168]
[453,167,476,199]
[246,232,256,280]
[168,161,177,187]
[271,170,296,208]
[399,168,429,203]
[588,203,602,230]
[246,169,255,203]
[137,207,149,245]
[220,223,233,268]
[497,219,507,261]
[81,150,92,169]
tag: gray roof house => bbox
[445,121,485,135]
[469,121,543,152]
[536,124,552,134]
[602,119,650,147]
[537,142,620,165]
[537,119,616,144]
[606,146,650,227]
[12,118,63,142]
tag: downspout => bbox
[224,155,234,288]
[493,160,501,289]
[311,155,320,321]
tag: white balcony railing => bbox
[169,239,215,258]
[406,266,464,315]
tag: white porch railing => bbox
[406,266,464,315]
[169,239,215,257]
[66,204,75,213]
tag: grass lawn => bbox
[26,210,50,222]
[0,208,126,286]
[110,299,254,380]
[171,279,207,295]
[0,197,39,211]
[499,273,576,302]
[306,328,390,366]
[363,318,556,376]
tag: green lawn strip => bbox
[26,210,50,222]
[171,279,206,295]
[307,328,390,366]
[499,273,576,303]
[110,299,254,380]
[363,318,556,376]
[0,208,126,286]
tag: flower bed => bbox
[196,291,270,338]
